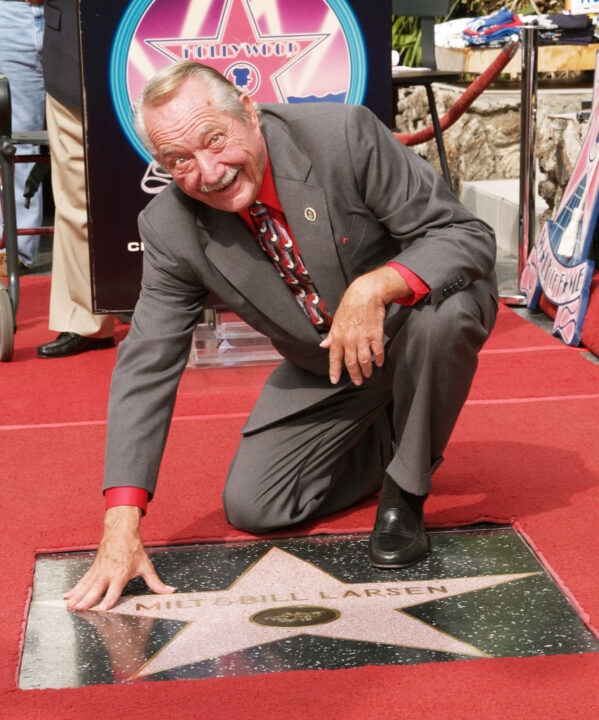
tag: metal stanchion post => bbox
[518,27,538,294]
[501,27,538,305]
[503,27,539,305]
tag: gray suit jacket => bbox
[103,103,497,497]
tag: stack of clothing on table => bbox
[462,7,523,48]
[461,8,598,48]
[534,13,596,46]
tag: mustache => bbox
[200,167,240,193]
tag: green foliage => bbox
[391,15,421,67]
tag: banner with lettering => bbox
[80,0,391,312]
[520,65,598,346]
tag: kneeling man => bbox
[66,62,497,611]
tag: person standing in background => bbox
[0,0,46,277]
[37,0,115,358]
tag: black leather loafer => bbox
[37,332,115,358]
[368,506,430,569]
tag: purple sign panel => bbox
[80,0,390,311]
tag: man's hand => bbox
[320,266,411,385]
[64,505,175,612]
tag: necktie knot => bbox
[249,201,267,218]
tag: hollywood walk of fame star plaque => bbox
[19,527,599,689]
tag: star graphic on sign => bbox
[145,0,330,102]
[94,547,538,680]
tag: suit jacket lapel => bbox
[198,112,349,342]
[200,208,318,344]
[263,117,348,317]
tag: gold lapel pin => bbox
[304,207,316,222]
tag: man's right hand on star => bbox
[64,505,175,611]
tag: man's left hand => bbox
[320,265,411,385]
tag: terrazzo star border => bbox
[19,528,599,688]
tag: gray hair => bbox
[133,61,260,157]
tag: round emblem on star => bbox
[250,605,340,627]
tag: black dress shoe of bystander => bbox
[37,332,114,358]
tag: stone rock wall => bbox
[395,85,589,216]
[536,111,588,221]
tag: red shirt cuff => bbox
[386,262,430,305]
[104,487,149,515]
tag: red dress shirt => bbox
[105,158,429,514]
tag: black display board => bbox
[80,0,391,312]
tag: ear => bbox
[240,93,259,125]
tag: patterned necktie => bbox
[249,201,332,331]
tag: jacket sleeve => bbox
[345,104,497,305]
[102,209,208,499]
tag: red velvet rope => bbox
[394,40,519,147]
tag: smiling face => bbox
[142,77,267,213]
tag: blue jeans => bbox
[0,0,45,266]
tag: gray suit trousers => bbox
[223,281,497,533]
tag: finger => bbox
[65,588,89,610]
[70,578,112,611]
[64,570,95,605]
[343,348,363,386]
[368,327,385,368]
[372,339,385,368]
[328,341,344,385]
[141,562,176,595]
[64,582,84,601]
[65,589,88,610]
[319,333,332,349]
[357,342,374,379]
[95,577,131,612]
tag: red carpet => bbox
[2,276,599,719]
